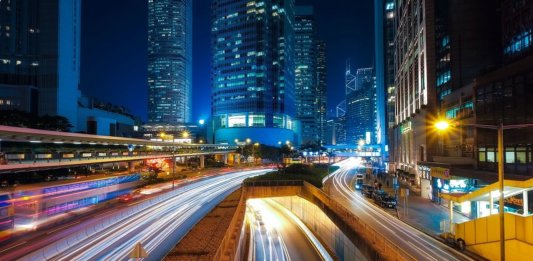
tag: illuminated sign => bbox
[430,167,451,180]
[400,121,411,134]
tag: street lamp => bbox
[235,139,243,163]
[171,149,176,190]
[252,142,259,164]
[434,119,533,261]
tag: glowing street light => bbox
[435,120,451,131]
[433,119,533,261]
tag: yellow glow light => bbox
[435,120,450,131]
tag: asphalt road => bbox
[247,198,331,261]
[0,169,270,261]
[324,159,474,261]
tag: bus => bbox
[0,192,14,241]
[12,173,141,230]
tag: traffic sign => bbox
[130,242,148,259]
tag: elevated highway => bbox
[0,125,236,173]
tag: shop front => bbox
[418,165,432,200]
[430,167,478,218]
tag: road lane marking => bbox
[46,221,81,235]
[0,241,27,253]
[333,165,472,260]
[407,240,439,261]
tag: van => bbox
[355,178,364,190]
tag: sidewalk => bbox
[373,174,470,237]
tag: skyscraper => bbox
[294,6,318,145]
[391,0,502,194]
[316,40,328,144]
[346,68,376,145]
[0,0,81,130]
[374,0,396,161]
[148,0,192,124]
[211,0,296,146]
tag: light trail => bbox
[247,198,330,261]
[19,169,270,261]
[326,159,473,261]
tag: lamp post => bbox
[435,120,533,261]
[234,139,243,164]
[252,142,259,165]
[171,150,176,190]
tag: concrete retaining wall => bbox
[214,181,416,261]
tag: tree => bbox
[0,110,72,131]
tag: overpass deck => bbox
[0,125,236,173]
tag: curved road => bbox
[324,159,473,261]
[3,169,269,261]
[247,198,332,261]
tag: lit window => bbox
[505,148,515,164]
[228,114,246,127]
[248,114,265,127]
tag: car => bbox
[379,195,397,208]
[361,184,374,197]
[118,190,143,202]
[354,178,364,190]
[372,189,388,202]
[356,174,364,179]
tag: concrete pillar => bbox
[224,153,228,165]
[490,191,495,215]
[200,155,205,169]
[449,200,454,234]
[128,161,135,173]
[523,190,529,216]
[184,156,188,167]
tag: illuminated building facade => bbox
[316,40,328,144]
[391,0,438,181]
[148,0,192,124]
[211,0,296,146]
[374,0,396,165]
[346,68,376,145]
[294,6,317,144]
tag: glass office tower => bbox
[148,0,192,124]
[346,68,376,145]
[211,0,296,146]
[0,0,81,130]
[294,6,317,144]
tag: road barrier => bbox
[216,180,417,261]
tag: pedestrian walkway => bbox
[372,174,470,237]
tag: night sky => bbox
[81,0,374,123]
